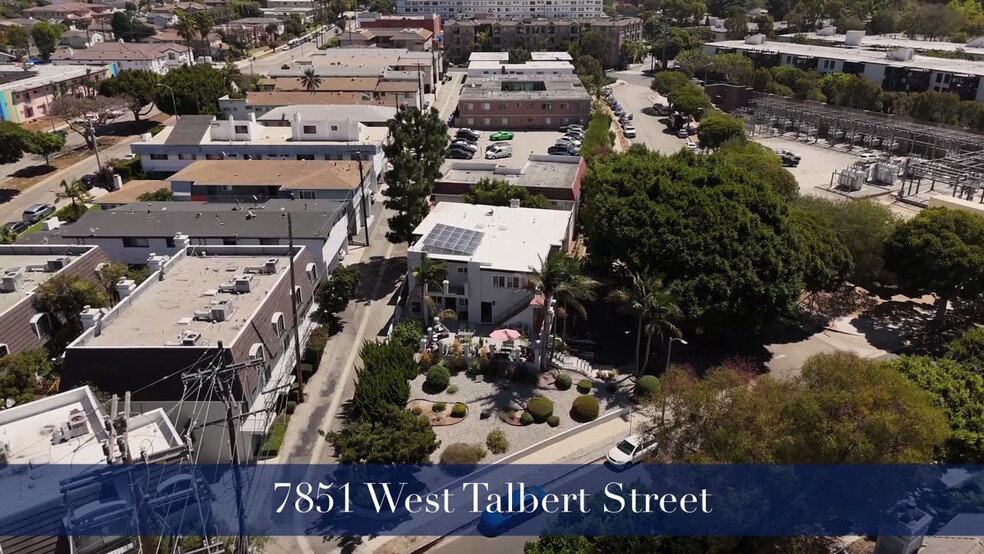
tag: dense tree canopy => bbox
[581,147,805,331]
[111,11,156,42]
[25,131,65,166]
[33,275,109,328]
[98,69,160,120]
[0,121,28,165]
[696,112,745,149]
[155,64,231,115]
[462,178,549,209]
[31,21,64,61]
[0,350,52,409]
[317,265,361,319]
[667,83,712,119]
[714,141,798,200]
[946,326,984,365]
[650,70,689,97]
[789,208,854,293]
[325,407,439,464]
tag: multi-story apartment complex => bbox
[704,37,984,102]
[61,245,319,463]
[444,16,642,66]
[397,0,602,19]
[407,202,573,332]
[261,0,317,21]
[339,27,434,50]
[0,63,114,124]
[218,93,394,118]
[275,47,443,94]
[466,59,574,77]
[51,42,191,74]
[357,12,443,46]
[456,74,591,130]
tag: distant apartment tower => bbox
[396,0,602,19]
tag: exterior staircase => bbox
[550,352,595,378]
[492,292,535,328]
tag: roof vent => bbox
[1,268,23,292]
[210,299,235,322]
[233,274,253,292]
[180,331,202,346]
[47,257,71,271]
[265,258,279,273]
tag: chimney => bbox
[509,198,521,208]
[67,47,74,59]
[116,279,136,299]
[147,253,169,277]
[80,305,102,330]
[172,233,190,249]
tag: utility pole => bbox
[355,152,370,247]
[214,341,249,554]
[417,64,424,109]
[284,212,306,403]
[87,119,102,172]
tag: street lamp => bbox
[156,83,178,120]
[665,336,687,372]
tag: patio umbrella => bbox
[490,328,521,342]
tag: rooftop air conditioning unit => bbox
[181,331,202,346]
[67,408,88,439]
[264,258,279,274]
[1,268,23,292]
[210,299,235,322]
[233,274,253,293]
[47,257,71,271]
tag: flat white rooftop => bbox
[139,122,389,147]
[708,39,984,77]
[0,252,83,316]
[468,52,510,62]
[0,63,108,93]
[85,254,289,347]
[531,51,574,61]
[778,32,984,56]
[410,202,570,273]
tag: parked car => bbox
[80,173,98,189]
[456,128,482,141]
[448,149,474,159]
[548,144,579,156]
[107,108,125,119]
[859,152,879,164]
[676,127,689,138]
[51,129,67,139]
[479,485,547,536]
[686,140,699,151]
[555,137,581,148]
[22,203,55,223]
[560,124,584,133]
[485,144,513,159]
[450,140,478,152]
[623,124,637,138]
[490,130,514,141]
[606,435,658,469]
[2,221,29,236]
[565,130,585,140]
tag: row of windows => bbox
[492,275,527,288]
[464,102,572,111]
[147,152,368,161]
[464,116,577,126]
[122,237,283,248]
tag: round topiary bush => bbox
[520,411,534,425]
[526,397,554,423]
[447,384,459,394]
[571,395,599,422]
[486,428,509,454]
[555,373,572,391]
[451,402,467,417]
[635,375,660,400]
[426,364,451,392]
[547,415,560,427]
[577,379,592,394]
[440,443,487,464]
[433,401,446,412]
[410,405,422,416]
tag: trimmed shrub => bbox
[425,363,451,392]
[440,443,487,464]
[547,415,560,427]
[577,379,592,394]
[411,405,422,416]
[635,375,660,400]
[520,411,534,425]
[571,395,599,422]
[447,384,459,394]
[467,358,483,375]
[303,325,330,365]
[486,428,509,454]
[451,402,467,417]
[555,373,572,391]
[433,401,446,412]
[526,397,554,423]
[286,400,297,414]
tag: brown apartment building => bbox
[444,16,643,67]
[456,74,591,130]
[0,245,110,357]
[359,12,443,45]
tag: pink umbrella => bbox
[489,328,521,342]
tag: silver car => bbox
[22,203,55,223]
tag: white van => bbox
[485,144,513,159]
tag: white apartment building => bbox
[262,0,317,21]
[51,42,191,74]
[396,0,603,18]
[406,202,573,333]
[466,60,575,77]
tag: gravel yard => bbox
[409,368,633,463]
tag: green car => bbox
[490,131,514,141]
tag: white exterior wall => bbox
[290,116,361,141]
[861,63,886,86]
[396,0,603,18]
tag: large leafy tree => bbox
[462,178,549,209]
[382,106,448,245]
[346,341,415,423]
[0,350,52,409]
[324,407,439,464]
[155,63,230,115]
[581,147,804,332]
[31,21,64,61]
[33,275,109,329]
[789,208,853,293]
[98,70,160,120]
[50,96,128,149]
[24,131,65,166]
[667,83,711,119]
[316,265,361,324]
[886,207,984,326]
[713,141,798,200]
[947,326,984,365]
[650,70,689,97]
[695,112,745,149]
[607,270,681,374]
[891,355,984,462]
[576,30,614,67]
[574,55,604,97]
[0,121,29,165]
[110,11,155,42]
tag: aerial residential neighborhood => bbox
[1,0,984,553]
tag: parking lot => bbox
[448,128,579,166]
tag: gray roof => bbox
[163,115,214,146]
[257,104,396,123]
[40,200,349,240]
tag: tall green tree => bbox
[299,67,322,92]
[412,253,447,326]
[193,11,215,59]
[110,11,155,42]
[462,179,549,209]
[25,131,65,166]
[607,270,682,374]
[0,350,52,409]
[97,69,160,120]
[5,26,29,56]
[382,106,448,244]
[155,63,231,115]
[577,30,614,67]
[789,208,854,293]
[56,179,91,221]
[31,21,64,61]
[316,265,361,325]
[0,122,28,165]
[667,83,711,119]
[724,10,748,39]
[175,13,198,62]
[650,70,690,97]
[713,141,799,199]
[886,207,984,327]
[695,112,745,149]
[346,341,415,423]
[33,275,109,328]
[574,55,604,97]
[324,407,439,463]
[528,252,600,369]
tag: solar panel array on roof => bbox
[420,224,483,256]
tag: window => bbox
[303,125,317,134]
[234,125,248,134]
[0,344,8,357]
[298,190,316,199]
[545,117,551,125]
[293,285,303,304]
[482,102,491,110]
[501,117,509,125]
[260,238,279,245]
[330,125,338,131]
[178,154,196,160]
[456,266,467,274]
[296,154,314,160]
[30,313,51,339]
[541,103,552,110]
[122,237,149,248]
[165,237,176,248]
[466,103,474,110]
[223,238,238,245]
[248,343,266,361]
[272,312,286,336]
[24,106,33,118]
[205,154,221,160]
[497,103,507,110]
[149,154,168,160]
[483,118,491,125]
[493,275,526,288]
[936,73,943,83]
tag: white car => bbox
[485,145,513,159]
[606,435,658,468]
[450,140,478,153]
[686,140,698,151]
[555,137,581,148]
[859,152,879,164]
[623,124,636,138]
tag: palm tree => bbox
[175,13,196,63]
[0,228,16,245]
[193,11,214,61]
[299,68,322,93]
[412,253,447,326]
[56,179,91,220]
[528,251,600,370]
[608,270,682,374]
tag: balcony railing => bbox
[426,282,467,296]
